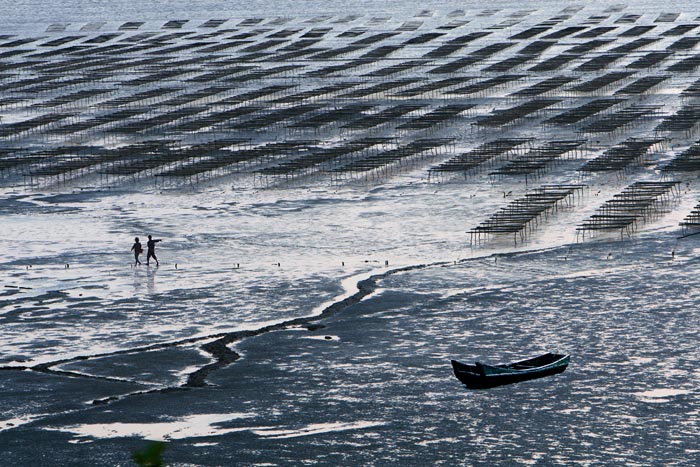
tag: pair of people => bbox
[131,235,162,266]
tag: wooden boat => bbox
[451,352,570,389]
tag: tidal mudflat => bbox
[2,1,700,465]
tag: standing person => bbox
[146,234,162,266]
[131,237,143,266]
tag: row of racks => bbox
[467,180,683,246]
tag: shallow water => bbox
[4,237,698,466]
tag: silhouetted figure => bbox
[146,234,162,266]
[131,237,143,266]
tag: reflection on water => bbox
[131,266,141,295]
[131,265,157,296]
[147,266,157,295]
[53,413,252,441]
[51,414,384,442]
[635,389,692,403]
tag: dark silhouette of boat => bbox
[451,352,570,389]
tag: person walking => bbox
[146,234,162,266]
[131,237,143,266]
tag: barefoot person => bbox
[146,234,162,266]
[131,237,143,266]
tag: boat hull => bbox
[451,353,570,389]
